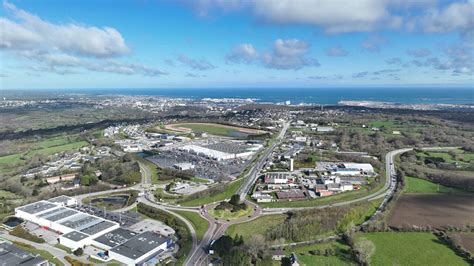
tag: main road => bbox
[238,121,290,200]
[73,125,458,266]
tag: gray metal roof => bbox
[17,201,58,214]
[80,220,115,235]
[93,228,139,248]
[61,231,89,241]
[47,195,74,204]
[110,231,169,260]
[0,242,48,266]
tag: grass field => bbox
[404,176,466,194]
[28,141,88,156]
[0,136,88,174]
[180,178,244,206]
[281,241,355,266]
[209,206,253,220]
[416,148,474,165]
[369,121,400,128]
[358,232,468,266]
[174,210,209,241]
[0,153,22,166]
[226,214,287,241]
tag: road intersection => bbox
[72,121,458,266]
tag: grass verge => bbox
[174,210,209,241]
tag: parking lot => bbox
[129,219,175,237]
[24,221,60,245]
[146,150,249,181]
[71,205,140,228]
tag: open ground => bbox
[388,194,474,228]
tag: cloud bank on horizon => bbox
[0,0,473,88]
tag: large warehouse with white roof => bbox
[15,197,120,250]
[14,196,173,265]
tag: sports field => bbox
[165,122,264,137]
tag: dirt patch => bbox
[388,194,474,229]
[164,124,192,133]
[450,233,474,254]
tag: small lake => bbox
[3,216,24,228]
[90,195,129,208]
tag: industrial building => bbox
[15,197,120,251]
[14,196,173,265]
[108,231,172,265]
[179,141,262,161]
[0,241,50,266]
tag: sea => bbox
[3,87,474,105]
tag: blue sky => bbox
[0,0,473,89]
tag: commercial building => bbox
[0,241,50,266]
[179,141,262,161]
[251,192,273,203]
[14,197,174,265]
[14,196,119,250]
[341,163,375,174]
[108,231,172,266]
[264,172,293,184]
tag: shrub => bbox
[9,226,45,243]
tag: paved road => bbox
[72,134,459,266]
[238,121,290,200]
[188,200,263,265]
[138,197,198,263]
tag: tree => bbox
[73,247,83,256]
[354,238,375,265]
[230,194,241,206]
[222,248,252,266]
[245,234,267,258]
[212,235,234,256]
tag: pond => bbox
[90,195,129,209]
[3,216,24,228]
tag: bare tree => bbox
[354,237,375,265]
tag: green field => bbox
[416,148,474,165]
[358,232,468,266]
[209,206,253,220]
[226,214,286,241]
[280,241,355,266]
[369,121,400,128]
[0,135,88,174]
[174,210,209,241]
[404,176,466,194]
[28,141,88,156]
[0,153,22,166]
[180,178,244,206]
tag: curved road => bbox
[73,136,459,266]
